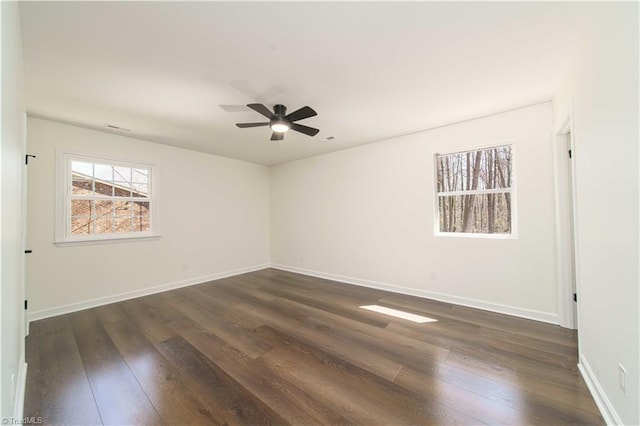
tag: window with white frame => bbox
[435,144,514,236]
[56,152,157,244]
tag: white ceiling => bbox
[20,1,601,166]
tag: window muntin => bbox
[57,153,156,243]
[436,144,514,236]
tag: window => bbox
[56,152,157,245]
[435,144,514,236]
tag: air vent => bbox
[105,124,131,132]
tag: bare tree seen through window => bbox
[436,145,513,234]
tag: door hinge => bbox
[25,154,36,165]
[568,149,572,159]
[24,300,28,310]
[573,293,577,302]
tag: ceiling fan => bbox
[236,103,319,141]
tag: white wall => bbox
[26,117,270,318]
[1,1,27,419]
[271,103,558,322]
[553,3,639,424]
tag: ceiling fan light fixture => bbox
[271,121,290,133]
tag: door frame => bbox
[552,112,581,330]
[22,112,28,337]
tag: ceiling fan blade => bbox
[236,122,269,128]
[247,103,275,119]
[290,123,320,137]
[285,106,317,122]
[271,132,284,141]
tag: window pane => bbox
[133,201,150,217]
[114,201,133,216]
[71,216,92,235]
[114,180,134,190]
[133,217,150,232]
[113,166,134,197]
[113,166,131,183]
[95,200,113,217]
[437,145,512,192]
[94,180,114,196]
[71,161,93,176]
[72,175,93,195]
[132,168,149,185]
[439,193,511,234]
[132,183,149,198]
[94,164,113,182]
[436,152,474,192]
[71,200,92,216]
[94,216,113,233]
[113,185,132,198]
[114,216,132,233]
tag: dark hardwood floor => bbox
[24,268,603,425]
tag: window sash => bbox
[437,188,511,196]
[434,143,516,237]
[57,151,157,244]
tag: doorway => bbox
[554,119,579,330]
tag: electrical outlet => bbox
[181,263,189,271]
[619,364,627,394]
[430,271,437,280]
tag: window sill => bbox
[434,232,517,240]
[54,234,161,247]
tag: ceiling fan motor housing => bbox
[273,104,287,118]
[271,104,289,129]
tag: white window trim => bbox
[433,141,518,239]
[55,149,160,246]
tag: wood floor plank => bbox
[380,293,578,347]
[478,325,579,358]
[232,301,404,381]
[159,289,272,358]
[24,268,604,425]
[136,293,187,323]
[395,365,602,425]
[255,324,483,425]
[168,316,339,424]
[94,303,223,425]
[223,278,451,367]
[164,284,266,330]
[385,319,583,385]
[33,316,103,425]
[239,279,392,328]
[444,348,593,401]
[117,297,178,343]
[395,364,534,425]
[155,335,287,425]
[68,309,162,425]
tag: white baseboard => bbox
[271,263,558,324]
[578,355,622,425]
[27,263,270,322]
[13,358,27,420]
[27,261,558,326]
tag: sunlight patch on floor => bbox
[359,305,438,323]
